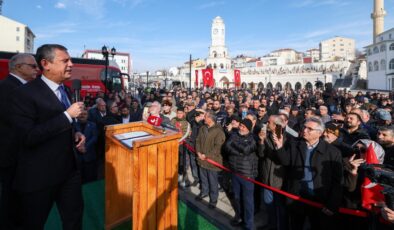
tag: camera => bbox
[360,164,394,210]
[352,145,367,158]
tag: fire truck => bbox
[0,51,130,97]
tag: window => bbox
[381,59,386,70]
[16,27,20,32]
[368,62,373,72]
[373,46,379,54]
[368,49,372,55]
[16,36,19,41]
[390,43,394,51]
[390,59,394,70]
[374,61,379,71]
[381,44,386,52]
[390,34,392,39]
[220,63,224,69]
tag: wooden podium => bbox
[104,122,181,230]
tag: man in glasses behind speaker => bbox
[0,53,38,229]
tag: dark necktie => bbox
[58,85,71,109]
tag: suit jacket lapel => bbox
[36,77,65,111]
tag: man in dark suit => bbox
[10,44,86,230]
[0,53,38,229]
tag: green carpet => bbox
[45,180,217,230]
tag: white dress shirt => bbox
[41,75,72,123]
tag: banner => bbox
[195,70,199,87]
[202,68,214,87]
[234,69,241,87]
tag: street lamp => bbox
[102,45,116,94]
[146,71,149,88]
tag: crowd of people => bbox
[1,45,394,230]
[79,83,394,230]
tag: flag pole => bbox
[189,54,192,93]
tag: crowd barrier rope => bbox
[180,141,369,218]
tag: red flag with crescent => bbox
[195,70,199,87]
[234,69,241,87]
[202,68,214,87]
[361,144,385,210]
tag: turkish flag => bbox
[361,144,385,210]
[202,68,214,87]
[147,115,162,126]
[195,70,199,87]
[234,69,241,87]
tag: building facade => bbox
[268,48,302,64]
[82,49,132,75]
[320,36,356,61]
[366,28,394,90]
[0,15,35,53]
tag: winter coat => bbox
[196,123,226,171]
[258,132,290,189]
[275,140,343,212]
[225,132,259,178]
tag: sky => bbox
[3,0,394,72]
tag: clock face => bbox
[213,29,218,34]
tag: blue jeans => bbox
[199,167,218,204]
[263,189,288,230]
[232,175,255,230]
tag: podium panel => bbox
[105,122,181,230]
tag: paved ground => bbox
[178,170,268,230]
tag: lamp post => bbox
[102,45,116,94]
[146,71,149,89]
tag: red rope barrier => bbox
[181,141,369,218]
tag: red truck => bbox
[0,51,129,97]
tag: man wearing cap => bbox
[225,119,258,230]
[375,109,393,130]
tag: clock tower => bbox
[206,16,231,70]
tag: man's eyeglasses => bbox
[258,110,266,112]
[20,63,38,69]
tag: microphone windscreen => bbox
[72,79,82,90]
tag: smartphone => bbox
[261,124,267,134]
[275,124,282,138]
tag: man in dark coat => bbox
[0,53,38,229]
[273,117,343,230]
[225,119,258,230]
[195,110,226,209]
[10,44,85,230]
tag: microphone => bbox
[160,122,178,132]
[71,79,81,102]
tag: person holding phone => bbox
[257,115,288,230]
[273,117,343,230]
